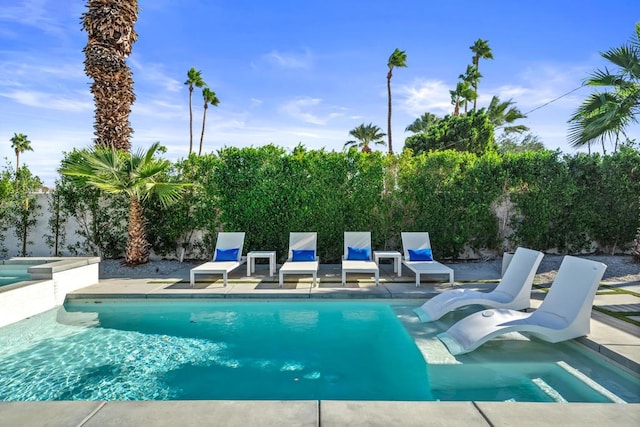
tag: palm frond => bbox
[143,182,192,208]
[600,45,640,79]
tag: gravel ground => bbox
[99,255,640,283]
[99,259,200,279]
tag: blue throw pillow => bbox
[408,248,433,261]
[347,246,370,260]
[292,249,315,262]
[215,248,239,262]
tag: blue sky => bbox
[0,0,638,186]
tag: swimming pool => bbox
[0,259,55,286]
[0,266,30,286]
[0,263,36,286]
[0,300,637,402]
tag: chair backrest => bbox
[343,232,372,260]
[213,232,245,262]
[288,232,317,259]
[401,232,431,260]
[532,256,607,333]
[496,247,544,299]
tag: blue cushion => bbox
[347,246,370,260]
[408,248,433,261]
[215,248,239,262]
[292,249,315,262]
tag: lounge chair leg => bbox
[415,273,420,288]
[342,271,346,286]
[279,273,283,288]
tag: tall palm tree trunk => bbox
[387,72,394,155]
[188,87,194,155]
[125,196,149,265]
[199,104,208,155]
[82,0,138,151]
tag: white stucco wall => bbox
[2,192,88,257]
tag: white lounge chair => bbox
[279,232,319,287]
[341,232,379,286]
[437,256,607,355]
[401,232,454,287]
[413,247,544,322]
[190,232,246,287]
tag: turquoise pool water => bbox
[0,300,637,402]
[0,265,31,286]
[0,260,52,286]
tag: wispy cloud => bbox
[397,79,452,117]
[0,58,86,88]
[264,49,313,69]
[0,89,92,112]
[0,0,68,37]
[280,97,344,125]
[497,63,593,110]
[129,56,183,93]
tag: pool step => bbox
[529,361,627,403]
[556,361,626,403]
[531,377,567,402]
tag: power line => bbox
[523,84,586,115]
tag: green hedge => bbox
[53,146,640,261]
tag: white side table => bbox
[373,251,402,277]
[247,251,276,277]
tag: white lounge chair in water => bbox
[413,247,544,322]
[341,231,379,286]
[190,232,246,287]
[437,256,607,355]
[279,232,319,287]
[401,232,454,287]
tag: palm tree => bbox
[60,142,191,265]
[344,123,386,153]
[405,113,440,133]
[386,48,407,155]
[81,0,139,150]
[198,87,220,155]
[459,66,480,114]
[450,85,464,117]
[486,96,529,133]
[470,39,493,111]
[10,133,33,171]
[568,23,640,153]
[185,67,206,155]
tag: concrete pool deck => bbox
[2,261,639,426]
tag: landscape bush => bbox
[45,146,640,261]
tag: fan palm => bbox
[458,66,479,114]
[387,48,407,154]
[81,0,138,150]
[405,113,440,133]
[470,39,493,111]
[344,123,386,153]
[450,85,464,117]
[185,67,206,155]
[10,133,33,171]
[199,87,220,155]
[487,96,529,133]
[568,23,640,153]
[60,142,192,265]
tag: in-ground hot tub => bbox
[0,257,100,327]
